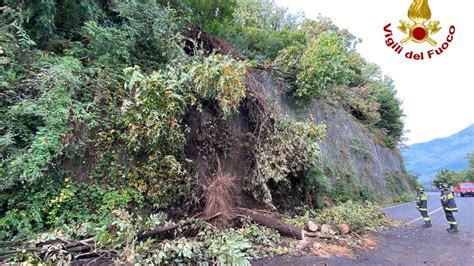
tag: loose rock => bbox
[321,224,331,234]
[307,221,319,232]
[337,224,350,234]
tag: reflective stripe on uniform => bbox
[423,217,430,221]
[448,221,458,225]
[445,207,458,211]
[418,208,428,211]
[447,194,454,199]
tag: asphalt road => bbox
[255,192,474,265]
[383,191,474,232]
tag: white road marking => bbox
[382,201,416,210]
[407,207,443,224]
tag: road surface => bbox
[255,192,474,265]
[383,192,474,233]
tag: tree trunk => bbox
[234,208,304,239]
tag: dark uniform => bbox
[440,185,458,233]
[416,189,431,227]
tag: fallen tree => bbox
[0,207,307,263]
[234,208,304,240]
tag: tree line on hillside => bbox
[432,154,474,187]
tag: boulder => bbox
[320,224,331,234]
[336,224,350,234]
[307,221,319,232]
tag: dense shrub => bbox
[289,32,354,102]
[466,154,474,182]
[0,57,83,189]
[296,168,332,208]
[365,78,404,146]
[203,0,305,60]
[317,201,394,233]
[284,200,394,233]
[274,35,403,148]
[248,118,326,206]
[190,54,249,115]
[432,169,463,188]
[0,178,142,241]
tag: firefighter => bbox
[416,187,431,228]
[439,183,458,233]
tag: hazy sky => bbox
[274,0,474,144]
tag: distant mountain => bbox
[402,124,474,185]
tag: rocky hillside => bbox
[184,68,412,212]
[402,124,474,185]
[258,71,411,198]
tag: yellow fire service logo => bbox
[398,0,440,46]
[383,0,456,60]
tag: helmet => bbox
[440,183,449,189]
[416,186,424,192]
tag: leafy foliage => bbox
[371,78,404,147]
[8,216,282,264]
[273,22,404,148]
[139,221,281,265]
[1,57,82,189]
[432,169,463,188]
[317,201,394,233]
[285,201,395,233]
[203,0,305,60]
[191,54,249,115]
[179,0,237,25]
[0,178,142,241]
[114,66,191,208]
[248,118,326,206]
[466,154,474,182]
[283,32,354,102]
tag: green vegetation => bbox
[318,201,394,233]
[285,201,395,233]
[331,171,378,203]
[432,169,462,188]
[465,154,474,182]
[0,0,407,263]
[249,118,326,206]
[3,213,283,264]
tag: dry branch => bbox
[0,247,44,256]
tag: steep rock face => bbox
[256,70,412,197]
[184,69,412,205]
